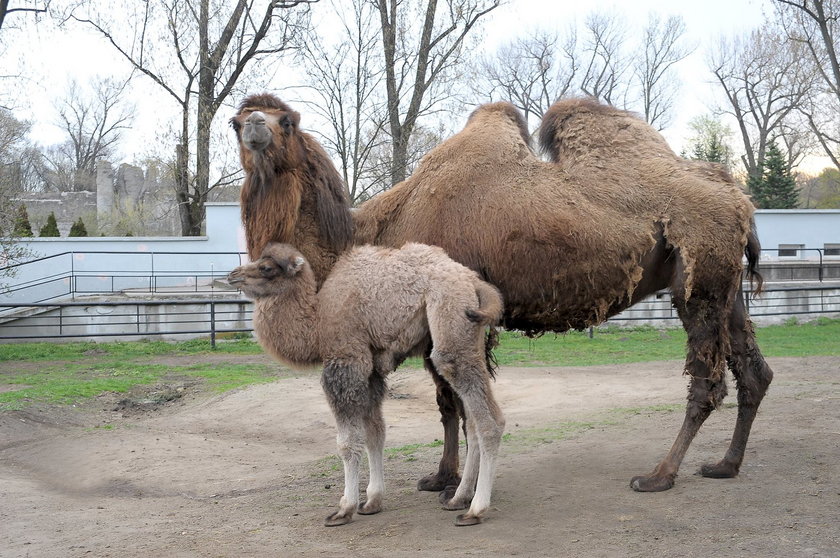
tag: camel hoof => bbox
[437,484,460,504]
[699,461,739,479]
[455,513,482,526]
[441,495,470,511]
[630,474,674,492]
[417,472,461,492]
[357,500,382,515]
[324,511,353,527]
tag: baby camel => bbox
[227,242,506,526]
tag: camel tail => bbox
[465,279,503,379]
[745,218,764,297]
[466,280,504,326]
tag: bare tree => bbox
[0,0,48,34]
[479,29,578,130]
[709,23,814,178]
[375,0,501,186]
[296,0,388,204]
[43,77,133,192]
[634,14,693,130]
[578,11,629,106]
[72,0,315,235]
[0,108,35,271]
[776,0,840,171]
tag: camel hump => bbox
[466,280,503,326]
[467,102,531,147]
[538,97,672,163]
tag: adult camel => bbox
[230,93,773,496]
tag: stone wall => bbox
[18,191,97,236]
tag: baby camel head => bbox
[227,243,311,299]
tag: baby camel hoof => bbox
[455,513,482,526]
[437,484,460,504]
[699,461,739,479]
[324,511,353,527]
[441,496,470,511]
[357,500,382,515]
[630,474,674,492]
[417,472,461,492]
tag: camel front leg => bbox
[359,374,387,516]
[326,417,365,526]
[417,360,464,492]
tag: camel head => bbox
[227,242,311,299]
[230,94,304,172]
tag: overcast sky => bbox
[2,0,773,164]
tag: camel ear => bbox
[290,256,306,275]
[279,111,300,133]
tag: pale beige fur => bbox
[228,242,505,526]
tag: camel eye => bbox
[229,119,241,132]
[258,264,273,275]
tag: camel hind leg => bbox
[416,358,465,493]
[700,291,773,478]
[429,301,505,525]
[631,282,732,492]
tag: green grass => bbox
[0,337,263,363]
[1,318,838,411]
[0,352,283,410]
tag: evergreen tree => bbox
[39,212,61,237]
[68,217,88,237]
[748,141,799,209]
[13,205,34,237]
[684,114,734,169]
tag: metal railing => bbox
[1,250,248,305]
[1,284,838,344]
[0,298,253,347]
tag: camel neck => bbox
[253,283,320,366]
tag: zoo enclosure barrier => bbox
[1,284,839,343]
[1,249,248,305]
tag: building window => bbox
[778,244,804,258]
[825,244,840,257]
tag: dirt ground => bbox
[1,355,839,558]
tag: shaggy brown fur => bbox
[233,94,773,496]
[228,242,505,526]
[230,94,353,285]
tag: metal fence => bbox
[1,250,248,304]
[1,284,838,344]
[0,298,253,346]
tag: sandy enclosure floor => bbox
[1,356,839,557]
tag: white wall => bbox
[754,210,840,259]
[2,203,246,304]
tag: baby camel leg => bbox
[359,373,387,516]
[451,371,505,526]
[437,359,505,526]
[321,360,377,526]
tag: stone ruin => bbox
[16,160,238,237]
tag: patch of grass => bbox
[181,363,282,392]
[1,318,838,411]
[0,337,263,363]
[0,359,280,410]
[385,439,445,461]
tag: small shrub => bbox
[13,205,33,237]
[39,212,60,237]
[68,217,88,237]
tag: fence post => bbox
[210,299,217,349]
